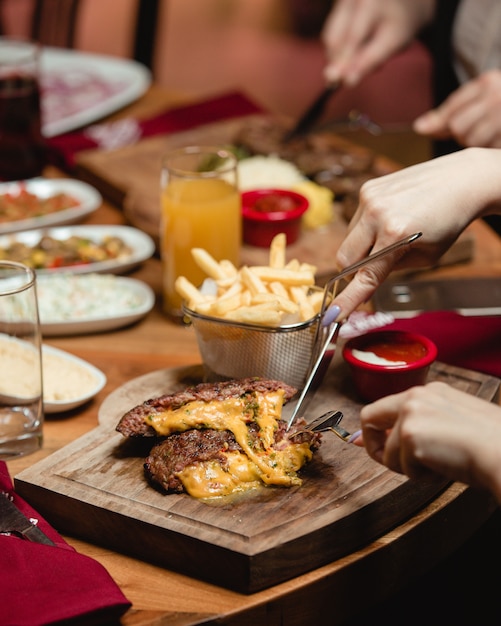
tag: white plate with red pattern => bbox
[40,47,151,137]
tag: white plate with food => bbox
[41,47,151,137]
[0,224,155,274]
[0,178,102,236]
[42,344,107,413]
[36,273,155,336]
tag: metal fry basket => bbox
[183,233,423,392]
[184,306,321,390]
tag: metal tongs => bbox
[286,232,423,431]
[284,83,340,141]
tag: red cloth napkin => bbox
[0,462,131,626]
[46,90,263,172]
[384,311,501,378]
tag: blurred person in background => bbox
[322,0,501,234]
[322,0,501,153]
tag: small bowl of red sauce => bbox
[241,188,309,247]
[342,330,437,402]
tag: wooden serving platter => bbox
[75,114,394,218]
[15,360,499,593]
[75,114,474,279]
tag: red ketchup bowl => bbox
[342,330,437,402]
[241,188,309,247]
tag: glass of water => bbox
[0,260,43,459]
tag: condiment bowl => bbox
[241,188,309,247]
[342,330,437,402]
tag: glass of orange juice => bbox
[160,146,241,320]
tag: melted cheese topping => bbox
[145,390,314,498]
[177,452,262,499]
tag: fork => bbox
[291,410,352,442]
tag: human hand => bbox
[322,148,501,323]
[321,0,435,86]
[355,381,501,502]
[414,70,501,148]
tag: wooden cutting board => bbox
[74,115,376,280]
[75,115,474,278]
[75,114,394,217]
[15,359,499,593]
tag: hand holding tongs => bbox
[286,232,422,430]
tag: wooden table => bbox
[5,87,501,625]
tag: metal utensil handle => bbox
[320,232,423,317]
[0,493,55,546]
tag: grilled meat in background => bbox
[234,116,393,222]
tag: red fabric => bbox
[0,462,131,625]
[384,311,501,378]
[46,91,263,172]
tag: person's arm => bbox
[323,148,501,324]
[414,70,501,148]
[321,0,436,86]
[355,381,501,504]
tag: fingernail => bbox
[347,429,362,444]
[322,304,341,327]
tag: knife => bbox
[0,492,55,546]
[283,83,339,141]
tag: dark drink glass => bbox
[0,38,46,181]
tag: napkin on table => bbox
[0,461,131,626]
[384,311,501,378]
[46,91,263,172]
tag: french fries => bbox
[175,233,324,327]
